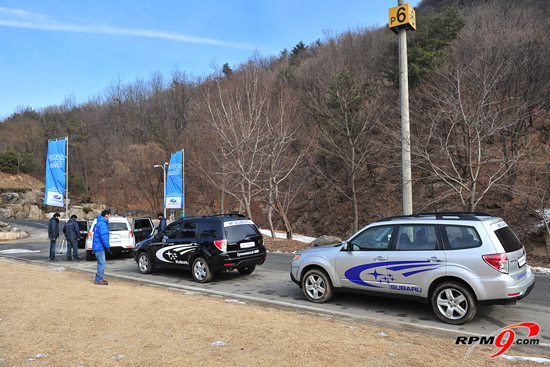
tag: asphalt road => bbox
[2,219,549,356]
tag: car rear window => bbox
[223,220,260,243]
[494,226,523,253]
[108,222,128,231]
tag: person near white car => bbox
[93,209,111,285]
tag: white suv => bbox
[85,216,135,260]
[291,212,536,324]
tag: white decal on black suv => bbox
[156,244,198,263]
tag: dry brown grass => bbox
[0,258,542,366]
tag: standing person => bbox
[64,215,82,261]
[157,213,167,233]
[48,213,60,262]
[93,209,111,285]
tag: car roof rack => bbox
[376,212,492,222]
[176,213,249,220]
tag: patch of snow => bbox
[224,299,246,305]
[46,266,66,272]
[0,249,40,254]
[500,355,550,363]
[35,354,48,358]
[259,229,315,243]
[530,266,550,275]
[211,341,227,347]
[376,331,387,337]
[337,323,358,330]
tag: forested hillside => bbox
[1,0,549,242]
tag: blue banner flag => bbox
[165,151,183,209]
[44,139,66,207]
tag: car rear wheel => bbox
[431,281,477,325]
[302,268,333,303]
[137,252,154,274]
[237,265,256,275]
[192,257,213,283]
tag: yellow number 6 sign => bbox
[389,4,416,33]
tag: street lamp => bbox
[154,162,169,218]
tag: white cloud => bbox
[0,7,255,50]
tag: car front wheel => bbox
[137,252,154,274]
[302,268,333,303]
[192,257,213,283]
[431,281,477,325]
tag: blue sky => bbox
[0,0,421,119]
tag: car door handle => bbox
[428,257,443,262]
[374,256,386,262]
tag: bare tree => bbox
[308,69,379,233]
[413,58,531,211]
[203,61,269,219]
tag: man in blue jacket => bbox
[157,213,167,233]
[93,209,111,285]
[48,213,60,262]
[64,215,82,261]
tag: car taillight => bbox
[129,230,134,237]
[483,253,509,274]
[214,239,227,253]
[87,232,92,239]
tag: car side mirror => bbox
[341,242,349,251]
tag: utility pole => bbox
[389,1,416,215]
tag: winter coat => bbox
[92,215,110,252]
[63,218,80,240]
[48,217,59,240]
[158,217,167,233]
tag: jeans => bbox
[95,251,106,282]
[67,239,80,260]
[49,239,56,260]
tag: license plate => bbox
[518,255,526,267]
[240,241,255,249]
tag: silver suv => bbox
[290,213,535,324]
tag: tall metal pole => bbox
[398,0,413,215]
[65,136,69,220]
[182,149,185,218]
[163,163,167,219]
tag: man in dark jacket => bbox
[64,215,82,261]
[93,209,111,285]
[48,213,60,261]
[157,213,167,233]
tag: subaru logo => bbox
[170,199,177,203]
[54,195,62,200]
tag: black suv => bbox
[134,214,266,283]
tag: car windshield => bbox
[108,222,128,232]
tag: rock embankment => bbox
[0,221,28,240]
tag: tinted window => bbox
[395,225,438,251]
[162,222,181,239]
[181,221,198,239]
[442,225,481,250]
[348,226,394,251]
[135,219,152,229]
[108,222,128,231]
[199,221,219,238]
[77,221,88,231]
[224,222,260,243]
[494,226,522,252]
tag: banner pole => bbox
[185,150,188,218]
[65,136,69,219]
